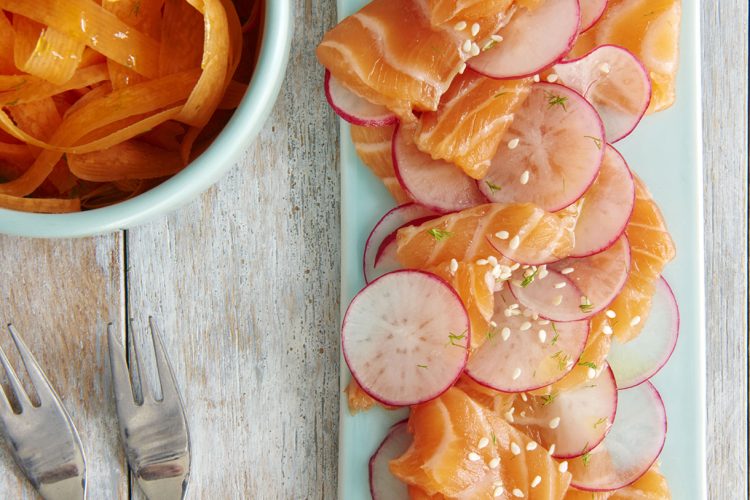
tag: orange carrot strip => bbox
[12,15,86,85]
[68,140,183,181]
[7,97,61,143]
[177,0,230,127]
[0,64,109,106]
[0,10,14,74]
[159,0,205,76]
[0,193,80,213]
[0,0,161,78]
[0,142,34,165]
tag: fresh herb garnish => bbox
[545,91,568,111]
[494,91,509,98]
[579,297,594,313]
[578,361,597,370]
[417,364,428,369]
[584,135,603,149]
[540,391,559,406]
[520,268,539,287]
[550,323,560,345]
[551,350,570,371]
[582,452,592,466]
[593,417,608,428]
[485,180,502,193]
[427,228,453,241]
[447,330,468,348]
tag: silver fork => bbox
[0,324,86,500]
[107,317,190,500]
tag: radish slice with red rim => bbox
[393,125,487,213]
[468,0,581,79]
[553,45,652,142]
[465,288,589,393]
[545,235,631,316]
[342,270,470,406]
[608,277,680,389]
[579,0,608,32]
[512,365,618,458]
[510,270,585,322]
[369,420,411,500]
[324,70,397,127]
[568,381,667,491]
[479,83,605,212]
[363,204,438,283]
[571,145,635,257]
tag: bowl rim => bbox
[0,1,294,239]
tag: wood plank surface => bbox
[0,235,127,498]
[0,1,746,499]
[701,2,749,498]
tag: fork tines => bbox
[0,324,86,500]
[108,317,190,500]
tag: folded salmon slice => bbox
[391,386,571,498]
[415,72,532,179]
[426,0,514,25]
[317,0,513,121]
[350,124,411,203]
[396,203,575,269]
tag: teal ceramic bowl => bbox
[0,2,293,238]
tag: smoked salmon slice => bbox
[564,466,671,499]
[391,386,572,498]
[426,0,514,26]
[350,124,412,203]
[316,0,514,121]
[415,71,532,179]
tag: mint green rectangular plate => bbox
[338,1,706,498]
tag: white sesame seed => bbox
[509,235,520,249]
[454,21,467,31]
[521,392,528,401]
[520,170,530,185]
[505,410,515,422]
[599,62,611,74]
[538,268,549,279]
[630,316,642,326]
[488,256,498,266]
[606,309,617,319]
[493,485,504,497]
[462,39,472,53]
[489,457,501,469]
[510,262,521,271]
[520,321,532,331]
[470,42,480,56]
[507,138,520,149]
[553,295,563,306]
[561,267,574,275]
[519,410,526,417]
[531,475,542,488]
[548,444,556,455]
[512,367,522,380]
[450,258,458,275]
[513,488,524,498]
[489,320,498,328]
[491,34,504,42]
[477,259,489,265]
[478,437,490,449]
[546,74,559,83]
[538,319,550,325]
[502,327,511,341]
[558,461,569,473]
[511,442,521,455]
[554,282,567,289]
[509,303,519,310]
[458,62,467,74]
[471,22,480,37]
[468,452,481,462]
[533,73,540,82]
[538,329,547,343]
[587,367,596,379]
[549,417,561,429]
[495,230,509,240]
[526,441,538,451]
[603,325,613,335]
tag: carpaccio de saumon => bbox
[319,0,682,498]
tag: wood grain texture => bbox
[701,1,749,498]
[0,235,127,498]
[123,1,340,498]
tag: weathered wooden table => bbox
[0,1,747,498]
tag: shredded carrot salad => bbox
[0,0,263,213]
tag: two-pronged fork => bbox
[0,324,86,500]
[107,317,191,500]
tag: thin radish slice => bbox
[342,270,470,406]
[580,0,608,32]
[571,145,635,257]
[324,70,397,127]
[546,235,631,316]
[479,83,605,212]
[512,365,618,458]
[510,270,586,322]
[468,0,581,79]
[393,125,487,213]
[369,420,411,500]
[608,277,680,389]
[553,45,652,142]
[569,382,667,491]
[363,204,438,283]
[465,288,589,393]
